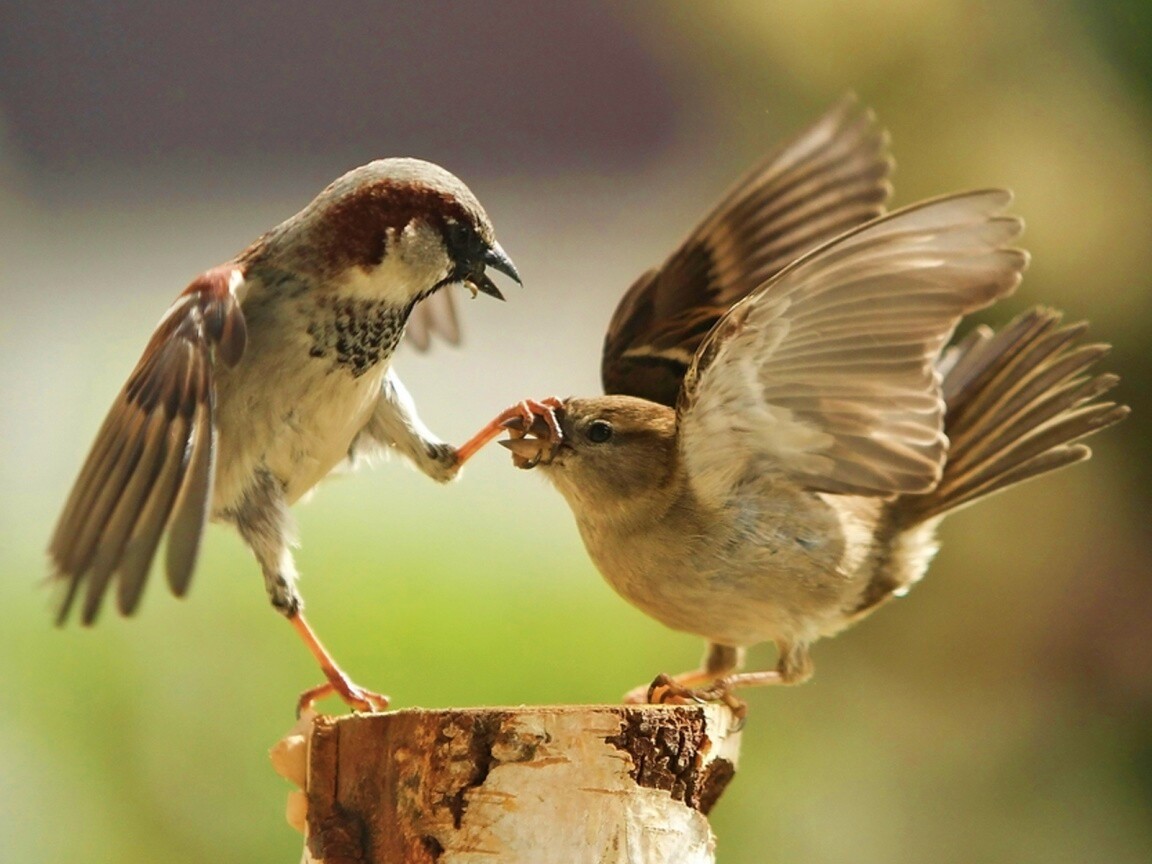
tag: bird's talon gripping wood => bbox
[646,674,718,708]
[645,673,680,705]
[290,612,391,714]
[297,678,390,716]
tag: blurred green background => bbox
[2,2,1150,862]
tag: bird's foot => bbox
[288,612,390,715]
[623,667,718,705]
[503,397,564,440]
[635,673,749,722]
[626,667,787,722]
[456,397,564,467]
[498,398,564,468]
[296,672,391,716]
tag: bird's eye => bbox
[444,220,474,256]
[587,420,613,443]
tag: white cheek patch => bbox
[228,267,247,301]
[337,224,452,304]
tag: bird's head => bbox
[501,395,680,515]
[255,157,520,305]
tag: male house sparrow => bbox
[459,102,1128,706]
[49,158,520,711]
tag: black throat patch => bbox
[306,294,409,378]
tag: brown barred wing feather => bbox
[602,96,893,406]
[49,266,246,623]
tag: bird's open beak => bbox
[499,410,561,469]
[468,242,521,301]
[499,436,551,468]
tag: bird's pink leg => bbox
[720,671,785,689]
[455,397,563,466]
[290,613,390,715]
[635,672,781,721]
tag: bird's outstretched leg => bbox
[231,470,389,714]
[358,369,460,483]
[455,397,564,466]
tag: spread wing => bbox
[404,289,461,351]
[677,190,1029,507]
[601,96,893,407]
[49,266,247,624]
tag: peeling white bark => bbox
[271,704,742,864]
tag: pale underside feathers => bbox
[49,269,247,624]
[678,189,1029,507]
[601,96,894,408]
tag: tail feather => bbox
[896,307,1128,524]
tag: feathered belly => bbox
[576,491,878,648]
[211,357,386,512]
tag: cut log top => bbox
[271,704,743,864]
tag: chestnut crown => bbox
[248,157,520,302]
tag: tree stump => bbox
[271,704,742,864]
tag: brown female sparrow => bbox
[49,157,520,712]
[457,101,1129,708]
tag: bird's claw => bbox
[296,677,391,717]
[500,397,563,437]
[455,397,564,467]
[631,673,749,723]
[499,397,564,468]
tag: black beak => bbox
[484,242,521,284]
[467,242,520,300]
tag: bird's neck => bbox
[244,264,418,380]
